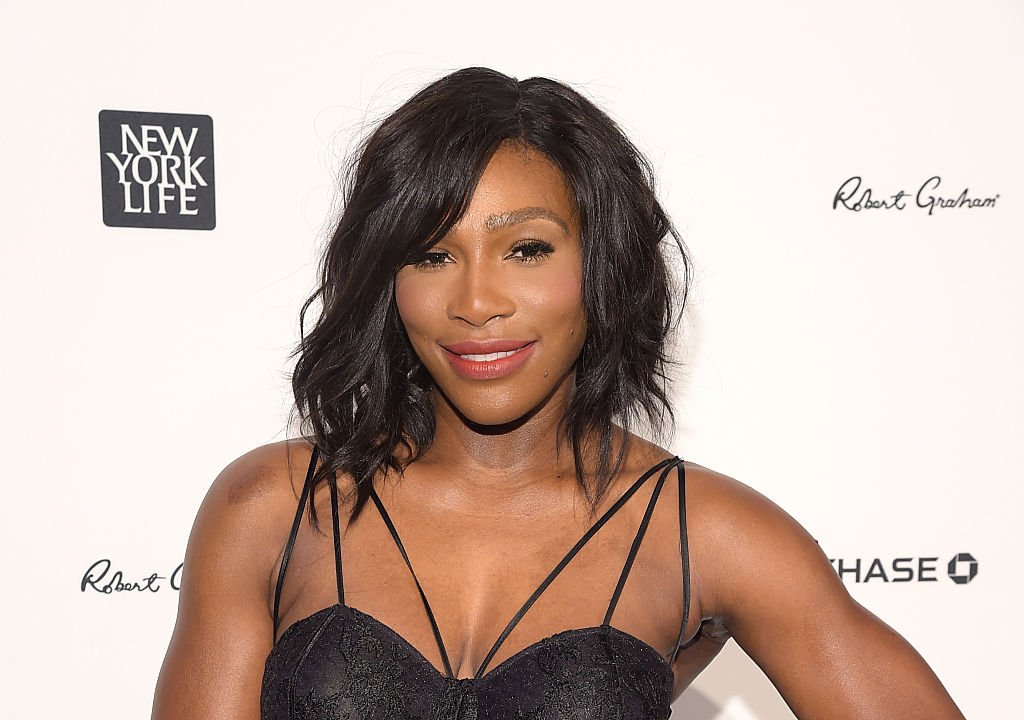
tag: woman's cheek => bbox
[394,274,440,353]
[392,284,447,396]
[522,266,584,325]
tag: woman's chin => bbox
[430,372,573,432]
[450,403,537,432]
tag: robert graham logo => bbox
[828,552,978,585]
[833,176,999,215]
[80,558,184,594]
[98,109,215,230]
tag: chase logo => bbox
[829,552,979,585]
[98,110,215,230]
[947,552,978,585]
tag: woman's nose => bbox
[446,261,515,327]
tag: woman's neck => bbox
[399,379,584,508]
[434,411,567,475]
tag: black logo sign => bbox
[833,176,998,215]
[829,552,978,584]
[80,558,184,594]
[947,552,978,585]
[98,110,215,230]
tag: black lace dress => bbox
[261,449,691,719]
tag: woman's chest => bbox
[262,603,675,720]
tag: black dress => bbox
[261,447,691,719]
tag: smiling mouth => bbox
[441,341,537,380]
[457,348,528,362]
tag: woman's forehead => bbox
[452,145,577,233]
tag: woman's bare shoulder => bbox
[618,435,791,535]
[679,460,838,620]
[187,439,325,576]
[679,460,814,546]
[212,438,316,508]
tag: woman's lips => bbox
[441,340,536,380]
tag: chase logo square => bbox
[98,110,215,230]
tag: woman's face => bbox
[395,143,587,427]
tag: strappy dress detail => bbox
[262,449,691,720]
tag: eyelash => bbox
[411,240,555,269]
[509,239,555,263]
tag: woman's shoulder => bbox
[616,435,753,506]
[187,439,335,580]
[618,434,803,537]
[213,438,317,504]
[679,459,816,550]
[674,458,840,624]
[201,439,316,518]
[617,434,831,614]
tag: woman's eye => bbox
[412,250,451,269]
[509,240,555,263]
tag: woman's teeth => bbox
[459,348,523,362]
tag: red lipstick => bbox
[440,339,536,380]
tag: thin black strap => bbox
[669,462,692,661]
[474,455,678,678]
[369,488,456,679]
[272,445,321,640]
[328,470,345,605]
[603,457,681,625]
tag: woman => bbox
[152,67,965,719]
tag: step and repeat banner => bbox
[2,1,1018,718]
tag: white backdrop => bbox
[2,1,1019,717]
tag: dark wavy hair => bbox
[289,66,691,525]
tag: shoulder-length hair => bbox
[290,66,691,525]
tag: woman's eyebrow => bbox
[484,206,569,233]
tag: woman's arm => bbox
[152,442,302,720]
[690,465,965,719]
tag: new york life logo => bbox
[99,110,215,230]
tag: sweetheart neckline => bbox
[267,601,676,684]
